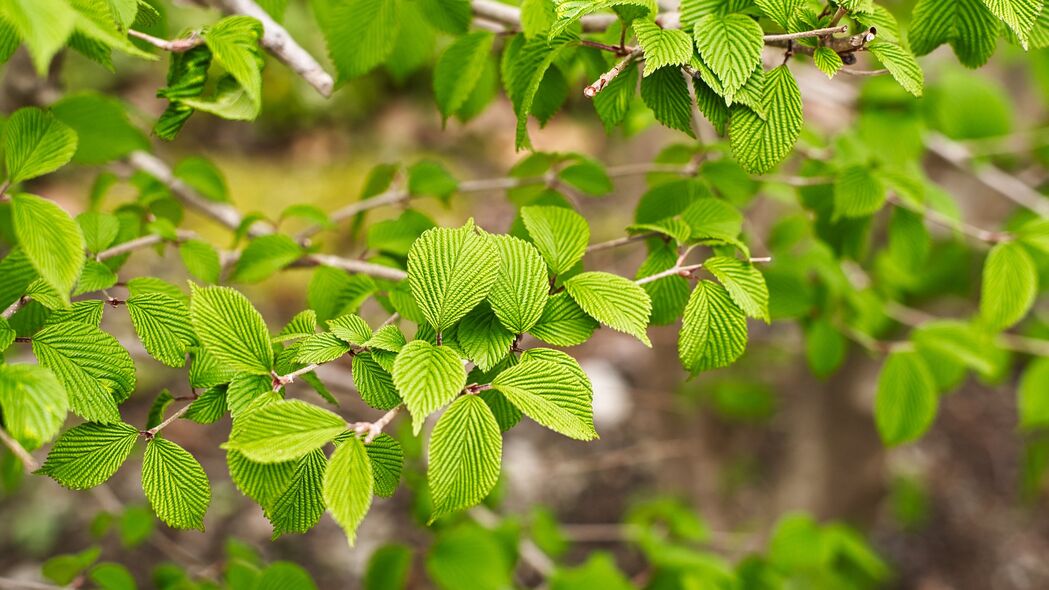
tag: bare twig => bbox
[349,405,403,443]
[839,68,889,76]
[636,256,772,285]
[96,230,197,261]
[0,576,65,590]
[128,29,203,52]
[272,363,320,388]
[143,403,194,439]
[887,194,1008,244]
[1,296,26,320]
[763,25,848,41]
[0,426,39,472]
[584,48,642,98]
[586,232,657,254]
[302,253,408,281]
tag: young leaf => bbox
[392,340,467,434]
[226,400,347,463]
[204,16,264,106]
[127,293,197,368]
[352,352,402,410]
[529,292,599,346]
[295,333,351,364]
[313,0,400,80]
[640,66,696,137]
[563,272,653,346]
[180,239,222,284]
[11,193,85,305]
[323,436,373,545]
[693,13,764,100]
[833,165,886,218]
[434,31,495,121]
[634,17,693,76]
[520,206,590,276]
[231,234,303,283]
[37,422,140,490]
[268,449,327,537]
[328,313,372,346]
[1019,358,1049,431]
[979,241,1037,330]
[909,0,999,68]
[1,0,76,74]
[678,280,747,373]
[3,107,78,183]
[407,224,500,333]
[703,257,769,322]
[866,41,924,97]
[77,211,120,254]
[189,285,274,375]
[729,65,802,174]
[492,359,596,440]
[875,351,938,446]
[427,395,502,521]
[487,235,549,334]
[813,47,843,78]
[366,434,404,497]
[185,386,228,424]
[0,363,68,451]
[142,437,211,531]
[457,303,515,372]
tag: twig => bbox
[471,0,621,32]
[349,405,403,443]
[584,48,642,98]
[0,577,65,590]
[303,253,408,281]
[586,232,656,254]
[635,256,772,285]
[886,194,1008,244]
[143,403,193,439]
[1,296,27,320]
[272,363,320,388]
[211,0,334,97]
[96,230,197,261]
[839,68,889,76]
[128,29,203,52]
[763,25,848,41]
[0,426,39,472]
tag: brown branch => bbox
[301,253,408,281]
[586,232,657,254]
[763,25,848,41]
[96,230,197,261]
[349,405,403,443]
[636,256,772,285]
[886,194,1008,245]
[584,48,642,98]
[128,29,203,52]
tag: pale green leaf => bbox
[37,422,139,489]
[323,436,372,544]
[634,17,693,76]
[189,285,274,375]
[366,434,403,497]
[73,260,117,296]
[520,206,589,277]
[313,0,399,80]
[392,340,466,435]
[427,395,502,521]
[693,13,764,100]
[76,211,119,254]
[491,358,596,440]
[227,449,296,509]
[703,256,769,322]
[434,31,495,121]
[142,437,211,530]
[457,302,515,372]
[352,352,402,410]
[813,47,843,78]
[833,165,886,218]
[979,241,1037,330]
[408,223,500,333]
[867,41,924,97]
[0,0,75,74]
[0,363,68,451]
[328,313,371,346]
[979,0,1041,48]
[487,235,549,334]
[729,66,802,174]
[295,332,351,364]
[127,293,196,368]
[678,280,747,373]
[231,234,303,283]
[267,448,326,537]
[226,399,346,463]
[563,271,652,346]
[11,193,85,305]
[184,386,228,424]
[1019,358,1049,431]
[204,16,263,106]
[875,351,938,446]
[528,292,599,346]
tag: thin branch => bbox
[586,232,656,254]
[0,576,65,590]
[838,68,889,76]
[349,405,403,443]
[471,0,621,32]
[96,230,197,261]
[211,0,334,97]
[143,403,193,439]
[636,256,772,285]
[884,301,1049,357]
[886,194,1008,244]
[0,426,39,472]
[584,48,642,98]
[1,296,26,320]
[762,25,848,41]
[273,363,320,388]
[128,29,203,52]
[302,253,408,281]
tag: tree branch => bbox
[636,256,772,285]
[96,230,197,261]
[762,25,848,41]
[584,48,642,98]
[586,232,657,254]
[143,402,194,439]
[0,425,39,472]
[886,194,1008,245]
[349,405,403,443]
[128,29,203,52]
[301,253,408,281]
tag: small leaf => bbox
[563,272,652,346]
[226,399,346,463]
[703,257,769,322]
[529,292,599,347]
[366,434,403,497]
[392,340,467,435]
[142,437,211,530]
[323,436,373,544]
[190,285,274,375]
[267,448,327,537]
[11,193,85,306]
[434,31,495,121]
[204,16,264,106]
[328,313,372,346]
[295,332,351,364]
[492,359,596,440]
[678,280,747,373]
[1,0,76,75]
[867,41,924,98]
[127,293,196,368]
[520,206,589,276]
[231,234,303,283]
[875,351,938,446]
[813,47,843,78]
[487,235,549,333]
[980,241,1037,330]
[38,422,139,489]
[634,17,693,76]
[3,107,78,183]
[0,363,68,451]
[457,303,515,372]
[428,395,502,521]
[352,352,402,410]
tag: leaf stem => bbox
[143,402,194,439]
[586,232,657,254]
[349,405,403,443]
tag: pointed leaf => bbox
[37,422,139,489]
[487,234,551,334]
[11,193,85,305]
[980,241,1037,330]
[142,437,211,530]
[392,340,467,435]
[520,205,589,276]
[427,395,502,521]
[226,399,346,463]
[729,65,802,174]
[492,359,596,440]
[563,271,652,346]
[323,436,372,544]
[703,256,769,322]
[678,280,747,373]
[0,363,68,451]
[190,285,274,375]
[127,293,196,368]
[875,351,938,446]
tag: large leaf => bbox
[323,436,372,544]
[487,235,549,334]
[37,422,139,489]
[407,223,500,333]
[32,321,135,424]
[142,437,211,530]
[693,13,764,100]
[189,285,274,375]
[366,434,403,497]
[11,193,85,305]
[979,241,1037,330]
[392,340,467,434]
[703,257,769,322]
[0,363,68,451]
[678,280,747,373]
[908,0,999,68]
[204,16,264,106]
[3,107,78,182]
[563,271,652,346]
[226,399,347,463]
[352,352,401,410]
[980,0,1042,47]
[867,41,924,97]
[427,395,502,521]
[127,293,197,368]
[640,66,696,137]
[313,0,399,80]
[491,359,596,440]
[729,65,802,174]
[0,0,76,74]
[634,17,693,76]
[875,351,938,446]
[267,448,327,537]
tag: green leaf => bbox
[1019,358,1049,431]
[142,437,211,530]
[558,159,613,196]
[434,31,495,121]
[127,293,197,368]
[427,395,502,521]
[185,386,228,424]
[875,351,938,446]
[352,352,402,410]
[805,317,846,378]
[457,302,515,372]
[33,321,135,423]
[487,235,549,334]
[813,47,843,78]
[323,436,372,544]
[0,363,68,451]
[328,313,372,346]
[295,332,351,364]
[980,0,1041,48]
[313,0,399,80]
[754,0,804,29]
[703,257,769,322]
[227,450,296,509]
[529,292,599,346]
[231,234,303,284]
[564,271,652,346]
[204,16,264,106]
[593,61,638,131]
[908,0,999,68]
[549,553,634,590]
[3,107,77,183]
[407,223,499,333]
[520,205,589,276]
[418,0,471,33]
[42,547,101,586]
[867,41,924,97]
[693,13,764,100]
[190,285,274,375]
[636,242,690,325]
[37,422,139,489]
[179,239,222,284]
[267,448,327,537]
[11,193,85,305]
[505,32,577,149]
[552,0,654,35]
[979,241,1038,330]
[833,165,885,219]
[74,260,117,296]
[276,309,318,343]
[492,358,596,440]
[366,434,403,497]
[226,399,347,463]
[640,66,696,137]
[634,17,693,76]
[0,0,76,74]
[678,280,747,373]
[408,160,458,200]
[392,340,467,435]
[77,212,119,255]
[682,197,744,241]
[729,66,803,175]
[51,92,148,165]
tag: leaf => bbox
[226,400,347,463]
[37,422,139,490]
[693,13,764,100]
[267,448,327,537]
[640,66,696,137]
[313,0,399,80]
[909,0,999,68]
[276,309,318,343]
[323,436,372,544]
[681,198,744,241]
[559,159,612,196]
[487,235,549,334]
[434,31,495,121]
[813,47,843,78]
[74,260,117,296]
[593,61,638,131]
[185,386,228,424]
[504,32,577,149]
[552,0,654,34]
[1019,358,1049,431]
[51,92,148,165]
[328,313,372,346]
[3,107,77,184]
[634,17,693,75]
[366,434,403,497]
[563,271,652,346]
[833,165,886,218]
[32,321,135,423]
[980,241,1038,330]
[520,205,589,277]
[980,0,1041,48]
[190,285,274,375]
[179,239,222,284]
[529,292,599,346]
[0,0,76,74]
[231,234,303,283]
[0,363,68,451]
[457,303,515,372]
[426,523,513,590]
[127,293,197,368]
[204,16,264,106]
[392,340,467,435]
[11,193,85,305]
[227,450,296,508]
[427,395,502,521]
[41,547,101,586]
[754,0,804,28]
[408,223,499,333]
[492,358,596,440]
[142,437,211,530]
[703,257,769,322]
[352,352,402,410]
[875,351,938,446]
[295,332,351,364]
[729,66,803,174]
[678,280,747,373]
[867,41,924,97]
[77,212,119,255]
[636,242,690,325]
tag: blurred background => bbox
[2,0,1049,588]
